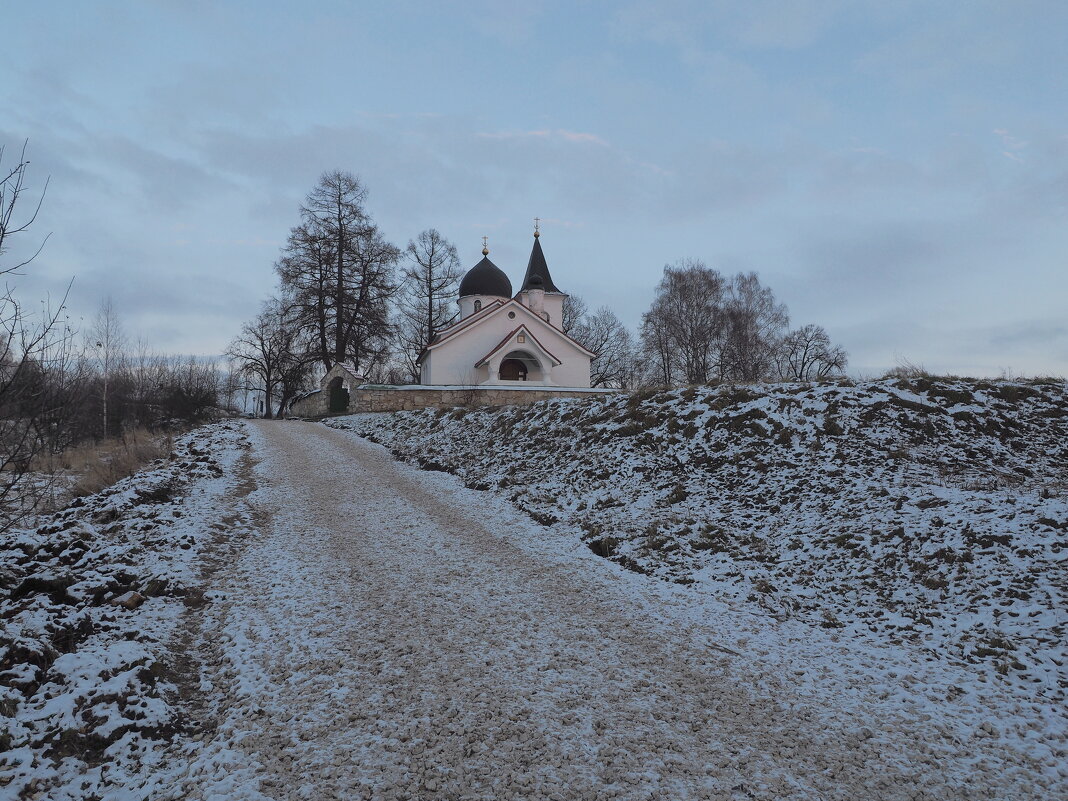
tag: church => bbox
[417,229,595,388]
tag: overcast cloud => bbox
[2,0,1065,376]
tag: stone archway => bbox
[328,376,349,413]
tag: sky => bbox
[2,0,1066,377]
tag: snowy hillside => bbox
[0,422,253,798]
[1,390,1065,798]
[329,378,1068,708]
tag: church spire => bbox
[519,225,560,293]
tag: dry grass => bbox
[32,428,175,503]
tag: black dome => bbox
[459,256,512,298]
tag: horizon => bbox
[2,1,1066,378]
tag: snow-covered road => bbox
[168,420,1056,800]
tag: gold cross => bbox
[534,217,541,233]
[482,235,489,255]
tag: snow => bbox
[348,383,616,392]
[174,419,1067,797]
[3,378,1066,798]
[0,421,250,800]
[328,377,1068,786]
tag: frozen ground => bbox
[3,385,1066,798]
[331,379,1068,709]
[0,421,254,799]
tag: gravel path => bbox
[167,420,1053,800]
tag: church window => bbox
[543,312,550,322]
[508,311,516,319]
[473,299,482,312]
[517,334,526,343]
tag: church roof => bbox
[459,255,512,298]
[518,235,561,293]
[323,362,366,385]
[427,298,504,344]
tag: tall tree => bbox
[276,171,399,373]
[640,260,727,385]
[720,272,789,382]
[89,296,127,436]
[396,229,462,381]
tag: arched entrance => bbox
[328,376,349,412]
[497,350,543,382]
[499,358,527,381]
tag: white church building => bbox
[417,231,595,388]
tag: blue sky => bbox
[2,0,1066,376]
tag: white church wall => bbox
[424,302,591,388]
[458,295,503,320]
[543,355,590,387]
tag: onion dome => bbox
[459,248,512,298]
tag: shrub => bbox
[63,429,175,500]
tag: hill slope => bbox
[328,378,1068,710]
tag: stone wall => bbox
[288,385,615,418]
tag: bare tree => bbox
[396,229,462,381]
[277,171,399,373]
[777,324,848,381]
[0,142,81,531]
[570,306,639,388]
[720,272,789,382]
[640,261,798,386]
[561,293,588,334]
[640,260,727,385]
[0,141,50,278]
[89,296,127,436]
[227,299,310,418]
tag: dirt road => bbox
[163,420,1049,800]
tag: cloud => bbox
[613,0,842,52]
[986,319,1068,350]
[994,128,1027,163]
[477,129,609,147]
[3,0,1066,378]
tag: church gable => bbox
[475,324,564,370]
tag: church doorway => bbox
[498,350,543,382]
[499,358,527,381]
[328,376,349,412]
